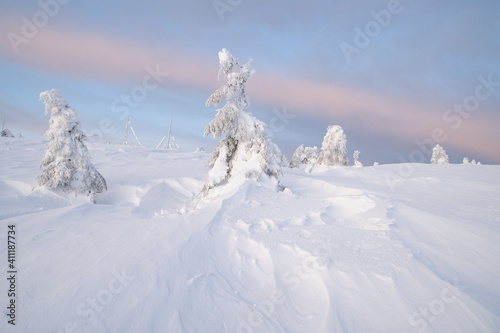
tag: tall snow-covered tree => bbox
[431,144,449,164]
[36,89,106,201]
[317,125,348,166]
[202,49,282,193]
[353,150,363,167]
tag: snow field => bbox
[0,138,499,332]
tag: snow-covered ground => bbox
[1,138,499,333]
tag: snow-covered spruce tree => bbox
[289,145,318,170]
[353,150,363,167]
[37,89,106,201]
[463,157,480,165]
[289,145,304,168]
[202,49,282,194]
[289,145,315,168]
[317,125,348,166]
[430,144,449,164]
[301,146,319,165]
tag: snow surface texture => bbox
[1,138,499,333]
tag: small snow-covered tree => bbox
[289,144,304,168]
[464,157,478,165]
[431,144,449,164]
[289,145,318,169]
[270,141,288,168]
[301,146,318,165]
[36,89,106,201]
[202,49,282,193]
[317,125,348,166]
[353,150,363,167]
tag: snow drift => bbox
[0,138,499,333]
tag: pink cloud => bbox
[1,22,498,162]
[248,74,499,159]
[0,19,216,89]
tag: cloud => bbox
[0,22,215,89]
[248,73,500,162]
[1,17,499,162]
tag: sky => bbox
[1,0,499,165]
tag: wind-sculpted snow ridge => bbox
[0,139,499,333]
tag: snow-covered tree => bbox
[431,144,449,164]
[463,157,478,165]
[202,49,282,193]
[36,89,106,201]
[289,145,319,169]
[317,125,348,166]
[301,146,318,165]
[353,150,363,167]
[270,141,288,168]
[289,145,304,168]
